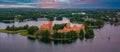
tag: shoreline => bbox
[0,29,36,38]
[0,29,76,40]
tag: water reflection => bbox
[1,23,120,52]
[0,21,49,29]
[27,37,77,45]
[27,37,36,42]
[110,22,120,26]
[38,38,52,44]
[53,39,77,45]
[27,36,94,45]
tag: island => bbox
[0,17,95,41]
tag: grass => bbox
[0,29,35,38]
[0,29,19,34]
[20,31,35,38]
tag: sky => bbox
[0,0,120,8]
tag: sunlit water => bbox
[0,21,120,52]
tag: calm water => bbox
[0,21,49,29]
[0,22,120,52]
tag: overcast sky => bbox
[0,0,120,8]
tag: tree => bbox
[5,26,10,30]
[85,28,94,39]
[27,26,39,35]
[84,19,104,28]
[5,25,29,31]
[23,25,29,29]
[66,31,78,39]
[79,30,84,40]
[52,31,65,39]
[35,30,50,38]
[53,23,66,30]
[35,30,41,37]
[40,30,50,38]
[9,25,19,31]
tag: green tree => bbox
[5,26,10,30]
[66,31,78,39]
[79,30,84,40]
[35,30,50,38]
[35,30,41,37]
[85,28,94,39]
[10,25,19,31]
[23,25,29,29]
[40,30,50,38]
[53,23,66,30]
[27,26,39,35]
[52,31,65,39]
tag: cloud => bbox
[36,0,96,8]
[0,4,36,8]
[0,0,37,8]
[0,0,120,8]
[0,0,18,5]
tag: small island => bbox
[0,17,96,41]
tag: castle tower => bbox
[48,21,53,32]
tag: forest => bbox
[0,8,120,23]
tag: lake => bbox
[0,21,120,52]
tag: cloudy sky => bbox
[0,0,120,8]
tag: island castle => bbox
[40,21,85,33]
[58,23,85,33]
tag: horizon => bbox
[0,0,120,9]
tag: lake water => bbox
[0,21,120,52]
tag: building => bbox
[116,12,120,15]
[58,23,85,33]
[72,12,86,15]
[40,21,85,33]
[40,21,53,32]
[52,17,70,26]
[40,17,70,31]
[40,17,85,34]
